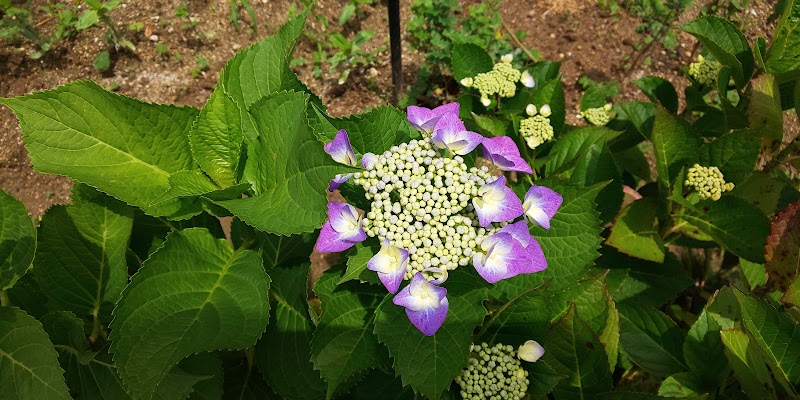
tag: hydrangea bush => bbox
[0,4,799,400]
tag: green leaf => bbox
[190,90,243,188]
[0,81,200,218]
[310,105,416,155]
[525,360,567,397]
[221,361,276,400]
[765,199,800,291]
[608,101,656,150]
[256,265,325,400]
[652,107,701,197]
[155,353,222,400]
[481,283,550,346]
[450,43,493,81]
[749,74,785,153]
[658,373,705,397]
[730,172,791,216]
[531,77,566,134]
[682,16,754,88]
[543,304,612,398]
[606,198,666,263]
[581,81,619,110]
[742,259,768,290]
[109,228,270,399]
[599,294,620,371]
[470,112,511,137]
[634,76,678,113]
[735,290,800,395]
[338,243,380,285]
[546,127,618,175]
[596,393,707,400]
[765,0,800,80]
[0,306,71,400]
[374,268,488,400]
[351,369,415,400]
[601,250,693,308]
[618,304,687,377]
[34,184,133,321]
[0,190,36,290]
[492,181,604,299]
[683,309,729,387]
[680,196,770,263]
[720,328,778,400]
[216,92,351,235]
[552,274,610,333]
[311,269,388,398]
[151,171,250,206]
[783,275,800,308]
[699,130,760,183]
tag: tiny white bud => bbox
[525,104,537,116]
[520,70,535,88]
[539,104,552,118]
[460,77,474,87]
[481,97,491,107]
[501,53,513,63]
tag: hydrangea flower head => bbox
[685,164,734,201]
[455,342,530,400]
[579,103,615,126]
[688,54,722,86]
[519,105,555,150]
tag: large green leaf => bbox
[658,373,704,397]
[338,242,380,285]
[606,198,666,263]
[766,0,800,80]
[0,306,71,400]
[749,74,785,153]
[216,92,351,235]
[0,190,36,290]
[699,130,760,184]
[682,16,754,88]
[543,304,612,399]
[221,361,276,400]
[600,250,693,308]
[450,43,493,81]
[765,200,800,291]
[0,81,200,218]
[680,196,770,263]
[373,268,488,400]
[481,283,550,346]
[683,309,728,388]
[310,269,388,399]
[189,91,243,188]
[34,184,133,321]
[256,265,325,400]
[310,105,416,155]
[618,304,687,377]
[735,291,800,395]
[721,328,778,400]
[634,76,678,113]
[492,181,604,299]
[652,107,701,198]
[109,228,270,399]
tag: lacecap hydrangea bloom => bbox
[685,164,734,201]
[519,103,555,150]
[579,103,615,127]
[688,54,722,86]
[455,342,539,400]
[461,53,535,107]
[317,103,563,336]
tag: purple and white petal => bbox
[361,153,378,170]
[518,340,545,362]
[472,233,528,283]
[328,173,353,192]
[472,176,524,227]
[367,241,409,293]
[497,220,533,248]
[516,236,547,274]
[523,185,563,230]
[316,202,365,253]
[407,103,460,133]
[481,136,533,174]
[393,273,449,336]
[324,130,357,166]
[431,114,483,155]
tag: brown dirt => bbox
[0,0,796,219]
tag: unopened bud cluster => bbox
[352,138,501,280]
[520,104,554,149]
[461,54,534,107]
[685,164,734,201]
[455,342,529,400]
[688,55,722,86]
[579,103,614,126]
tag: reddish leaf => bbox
[766,200,800,291]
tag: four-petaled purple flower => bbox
[472,176,524,227]
[481,136,533,174]
[393,273,449,336]
[316,202,366,253]
[431,113,484,155]
[523,185,563,230]
[324,129,357,166]
[367,240,409,293]
[492,221,547,275]
[407,103,460,134]
[472,232,530,283]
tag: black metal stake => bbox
[388,0,402,105]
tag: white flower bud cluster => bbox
[579,103,614,126]
[455,342,530,400]
[685,164,734,201]
[351,138,501,280]
[471,61,523,104]
[688,55,722,86]
[519,104,554,150]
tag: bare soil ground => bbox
[0,0,796,217]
